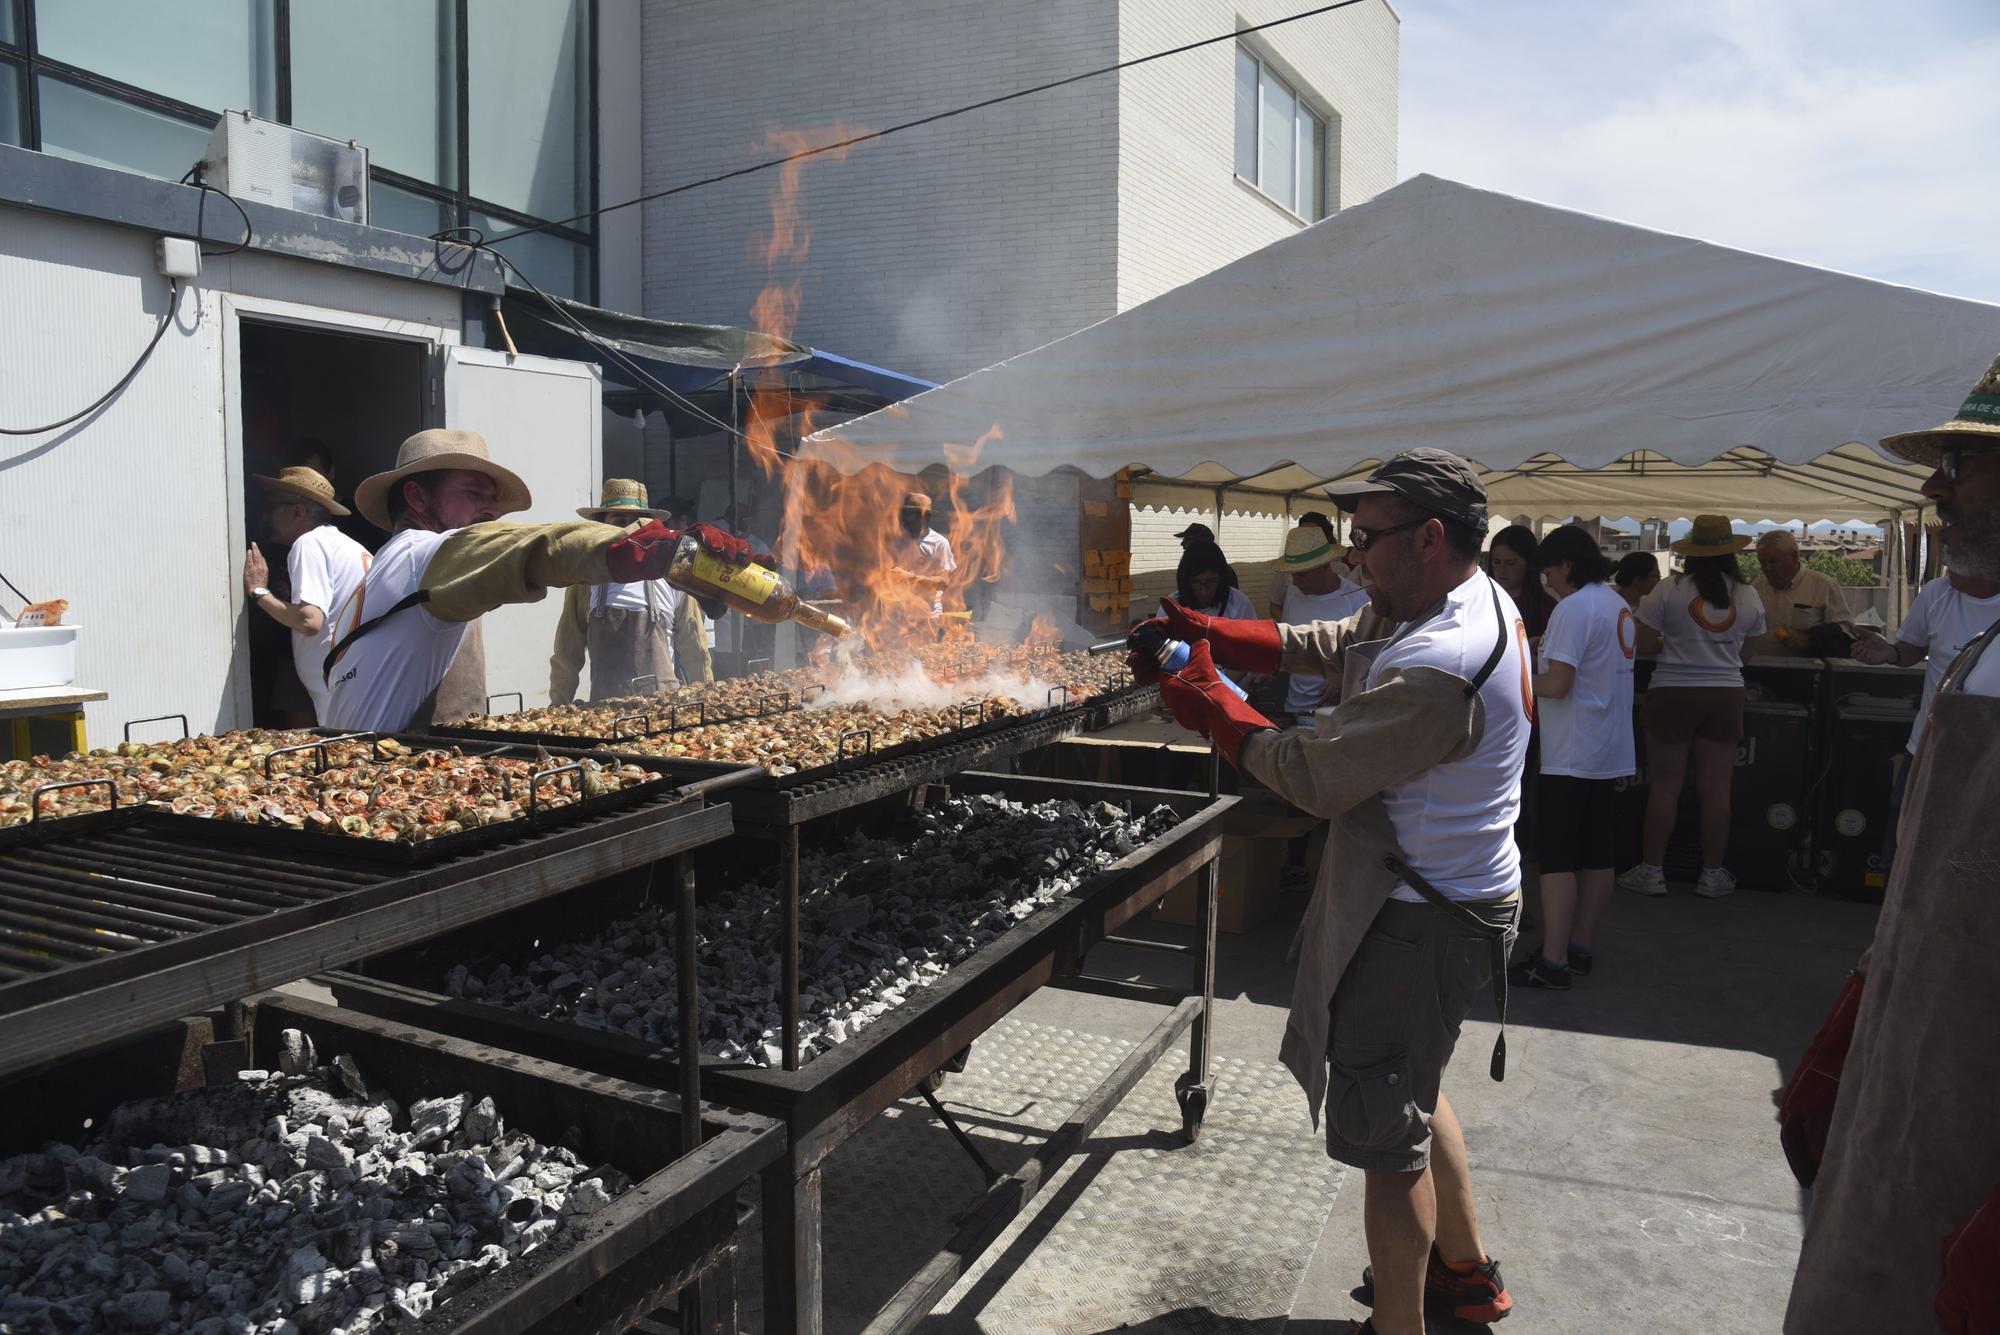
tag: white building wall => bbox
[642,0,1121,386]
[1115,0,1399,310]
[0,204,464,739]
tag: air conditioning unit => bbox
[200,110,369,225]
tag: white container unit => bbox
[0,626,80,691]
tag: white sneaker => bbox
[1618,864,1667,896]
[1695,868,1738,898]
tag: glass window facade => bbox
[8,0,595,299]
[1235,44,1332,222]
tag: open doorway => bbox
[239,321,428,727]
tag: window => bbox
[1233,45,1329,222]
[5,0,597,299]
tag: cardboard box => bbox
[1082,576,1116,594]
[1153,821,1290,934]
[1084,500,1110,518]
[1084,550,1105,575]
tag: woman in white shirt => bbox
[1619,516,1768,899]
[1514,526,1636,989]
[1162,542,1256,622]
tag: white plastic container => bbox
[0,625,79,691]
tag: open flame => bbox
[736,126,1022,672]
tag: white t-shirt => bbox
[1537,580,1637,779]
[1898,576,2000,753]
[1635,573,1768,688]
[1280,577,1371,715]
[287,525,371,723]
[323,528,468,733]
[1372,574,1534,904]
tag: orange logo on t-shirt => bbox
[1689,592,1738,633]
[1515,618,1536,723]
[1617,607,1638,659]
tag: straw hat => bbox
[353,429,531,531]
[902,491,933,513]
[1881,352,2000,466]
[1279,523,1344,572]
[1670,514,1751,557]
[252,465,350,517]
[578,478,671,523]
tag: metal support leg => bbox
[1177,744,1221,1142]
[674,852,702,1158]
[696,1246,737,1335]
[782,826,802,1072]
[762,1163,823,1335]
[919,1084,1001,1186]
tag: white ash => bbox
[457,794,1178,1066]
[0,1044,627,1335]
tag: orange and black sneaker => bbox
[1359,1243,1514,1323]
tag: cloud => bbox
[1399,0,2000,303]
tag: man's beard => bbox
[1941,501,2000,579]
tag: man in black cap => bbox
[1174,521,1217,550]
[1136,447,1528,1334]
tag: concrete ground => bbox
[1004,875,1877,1333]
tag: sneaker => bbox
[1359,1244,1515,1323]
[1509,954,1571,991]
[1567,946,1593,977]
[1618,863,1668,896]
[1695,867,1738,898]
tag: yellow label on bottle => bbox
[690,546,782,605]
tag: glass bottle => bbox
[665,535,852,637]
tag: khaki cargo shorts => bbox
[1323,896,1519,1172]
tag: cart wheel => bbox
[922,1067,948,1093]
[1176,1078,1208,1143]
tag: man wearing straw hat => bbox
[548,479,713,704]
[890,491,958,617]
[324,429,761,734]
[1783,354,2000,1332]
[1274,520,1370,724]
[242,466,371,724]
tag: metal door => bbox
[441,346,603,710]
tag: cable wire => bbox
[483,0,1367,244]
[0,280,183,436]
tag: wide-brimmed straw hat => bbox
[902,491,933,513]
[1881,352,2000,466]
[1279,523,1344,572]
[253,466,350,517]
[1670,514,1751,557]
[353,429,531,531]
[578,478,671,523]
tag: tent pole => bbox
[728,367,741,528]
[1214,486,1226,548]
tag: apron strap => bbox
[1465,578,1511,700]
[1385,853,1514,1081]
[1940,617,2000,694]
[322,589,429,683]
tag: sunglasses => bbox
[1346,515,1431,551]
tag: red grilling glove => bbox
[685,522,776,569]
[1937,1186,2000,1334]
[606,519,681,582]
[1777,970,1865,1189]
[1158,639,1276,767]
[1158,598,1282,674]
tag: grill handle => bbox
[526,762,587,822]
[612,714,649,741]
[264,737,336,779]
[123,713,189,742]
[759,691,794,717]
[626,673,661,697]
[485,692,524,717]
[837,728,873,766]
[1046,684,1071,711]
[667,699,706,734]
[956,699,985,730]
[30,777,117,821]
[801,683,826,704]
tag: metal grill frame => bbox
[327,771,1233,1335]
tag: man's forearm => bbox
[253,592,315,635]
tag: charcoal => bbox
[467,794,1178,1066]
[0,1059,630,1335]
[278,1029,317,1078]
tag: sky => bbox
[1396,0,2000,304]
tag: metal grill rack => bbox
[329,771,1233,1335]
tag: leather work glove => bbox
[1158,597,1282,674]
[1126,617,1170,685]
[685,521,776,569]
[1937,1185,2000,1333]
[1157,639,1276,766]
[607,521,776,583]
[1776,970,1865,1188]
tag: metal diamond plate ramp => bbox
[733,1016,1344,1334]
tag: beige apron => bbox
[422,620,486,727]
[584,582,676,703]
[1786,623,2000,1331]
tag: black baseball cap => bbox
[1324,448,1488,532]
[1174,522,1216,543]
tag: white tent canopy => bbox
[808,175,1998,525]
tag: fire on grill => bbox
[0,1037,625,1334]
[0,733,661,845]
[446,793,1176,1066]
